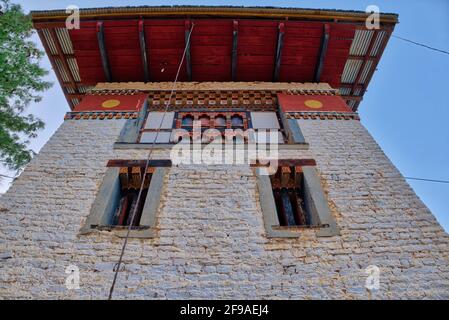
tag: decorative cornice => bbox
[92,82,338,93]
[286,111,360,120]
[64,111,139,120]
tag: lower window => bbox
[256,160,339,237]
[81,160,168,238]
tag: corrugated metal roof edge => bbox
[30,5,399,24]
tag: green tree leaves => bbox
[0,0,52,171]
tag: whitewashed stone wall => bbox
[0,118,448,299]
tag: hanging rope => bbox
[108,22,195,300]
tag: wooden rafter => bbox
[342,95,363,102]
[273,22,285,82]
[314,24,330,82]
[48,28,77,89]
[231,20,239,81]
[352,28,393,111]
[96,21,112,82]
[351,29,379,97]
[184,20,192,81]
[36,29,74,109]
[139,20,150,82]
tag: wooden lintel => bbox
[252,159,316,168]
[314,24,330,82]
[273,22,285,82]
[96,21,112,82]
[107,159,173,168]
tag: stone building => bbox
[1,6,448,299]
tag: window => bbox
[81,160,169,238]
[175,112,249,131]
[250,112,284,144]
[140,111,175,143]
[231,114,244,128]
[181,114,194,127]
[116,107,291,145]
[199,114,210,127]
[255,160,339,238]
[215,114,226,127]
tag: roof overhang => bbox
[31,6,398,111]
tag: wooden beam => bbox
[273,22,285,82]
[96,21,112,82]
[340,83,364,89]
[36,30,74,109]
[67,94,85,99]
[107,159,173,168]
[348,55,377,61]
[342,95,363,102]
[353,29,393,111]
[314,24,330,82]
[251,159,317,168]
[138,20,150,82]
[231,20,239,81]
[184,20,192,81]
[351,29,378,96]
[49,28,78,89]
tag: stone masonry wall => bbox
[0,118,448,299]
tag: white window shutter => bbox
[256,131,284,144]
[144,112,175,129]
[250,112,280,129]
[140,132,172,143]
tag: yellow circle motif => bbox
[101,99,121,108]
[304,99,323,109]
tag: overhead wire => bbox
[107,22,195,300]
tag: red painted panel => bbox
[73,93,148,112]
[278,94,352,113]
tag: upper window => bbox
[214,114,227,127]
[231,114,244,128]
[131,110,289,144]
[181,114,194,127]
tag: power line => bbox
[107,22,195,300]
[392,35,449,56]
[0,174,16,179]
[405,177,449,184]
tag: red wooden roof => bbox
[31,6,398,111]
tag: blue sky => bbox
[1,0,448,232]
